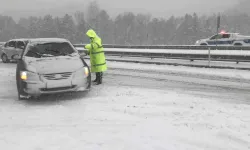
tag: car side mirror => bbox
[13,54,21,60]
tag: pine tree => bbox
[39,15,57,38]
[74,11,88,43]
[86,1,101,33]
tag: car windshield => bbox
[24,42,76,58]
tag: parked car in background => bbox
[15,38,91,100]
[0,42,5,58]
[195,32,250,46]
[0,42,5,46]
[1,39,29,63]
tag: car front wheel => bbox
[234,43,242,46]
[16,59,28,100]
[17,78,29,100]
[1,53,10,63]
[200,43,207,46]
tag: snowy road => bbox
[0,61,250,150]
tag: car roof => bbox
[9,38,30,41]
[28,38,69,43]
[219,32,239,35]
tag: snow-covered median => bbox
[105,61,250,81]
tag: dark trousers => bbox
[94,72,103,84]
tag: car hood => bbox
[23,56,84,74]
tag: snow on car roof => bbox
[28,38,69,43]
[9,38,30,41]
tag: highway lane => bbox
[0,62,249,150]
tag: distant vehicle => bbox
[195,31,250,46]
[15,38,91,100]
[0,42,5,46]
[0,42,5,57]
[1,39,29,63]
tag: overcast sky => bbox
[0,0,240,19]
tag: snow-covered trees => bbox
[0,1,250,45]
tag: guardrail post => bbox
[208,48,211,67]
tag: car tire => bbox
[234,43,242,46]
[200,43,207,46]
[16,59,28,100]
[1,53,10,63]
[17,78,29,100]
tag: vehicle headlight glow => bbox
[84,67,89,76]
[20,71,40,81]
[74,67,89,78]
[21,71,27,80]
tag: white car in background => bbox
[0,42,5,46]
[195,32,250,46]
[1,39,29,63]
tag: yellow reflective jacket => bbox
[85,29,107,73]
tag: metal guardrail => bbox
[82,50,250,63]
[74,45,250,64]
[73,44,250,50]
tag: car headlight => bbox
[74,67,89,78]
[20,71,27,80]
[20,71,40,81]
[84,67,89,76]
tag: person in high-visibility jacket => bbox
[84,29,107,85]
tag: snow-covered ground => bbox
[0,62,250,150]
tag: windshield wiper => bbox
[45,49,76,57]
[61,52,77,57]
[45,49,69,56]
[27,51,50,58]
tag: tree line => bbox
[0,1,250,45]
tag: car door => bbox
[15,41,26,59]
[4,40,16,59]
[206,34,217,45]
[218,34,232,45]
[207,34,223,45]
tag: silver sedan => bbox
[15,38,91,100]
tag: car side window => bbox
[222,34,230,38]
[210,35,217,40]
[210,34,222,40]
[17,41,25,49]
[8,41,16,48]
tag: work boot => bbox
[95,72,102,85]
[92,73,98,82]
[99,72,103,84]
